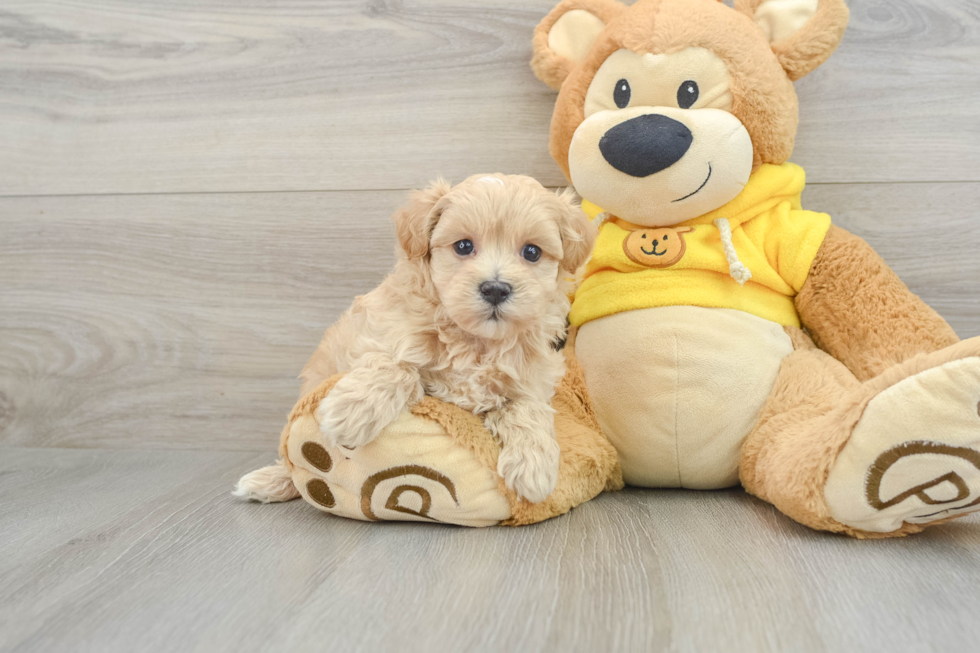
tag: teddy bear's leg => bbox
[795,225,960,382]
[740,329,862,534]
[741,330,980,538]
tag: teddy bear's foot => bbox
[286,408,513,527]
[825,354,980,533]
[270,364,622,527]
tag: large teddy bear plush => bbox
[529,0,980,537]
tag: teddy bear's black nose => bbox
[599,114,693,177]
[480,280,512,306]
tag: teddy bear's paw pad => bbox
[826,357,980,533]
[301,441,333,472]
[285,411,512,527]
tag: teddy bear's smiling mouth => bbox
[641,244,666,256]
[672,163,712,203]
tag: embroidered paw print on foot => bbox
[825,357,980,532]
[864,442,980,521]
[284,407,510,527]
[300,442,336,508]
[359,465,459,521]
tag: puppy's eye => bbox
[614,79,631,109]
[453,239,474,256]
[663,234,668,240]
[521,244,542,262]
[677,80,699,109]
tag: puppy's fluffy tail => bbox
[233,459,300,503]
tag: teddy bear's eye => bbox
[663,234,669,240]
[614,79,631,109]
[677,80,699,109]
[453,239,474,256]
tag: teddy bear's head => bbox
[531,0,848,226]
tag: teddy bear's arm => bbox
[794,225,959,382]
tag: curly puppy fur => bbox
[237,175,595,504]
[233,459,301,503]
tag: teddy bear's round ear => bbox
[735,0,849,81]
[531,0,626,91]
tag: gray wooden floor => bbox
[1,1,979,651]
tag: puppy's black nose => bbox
[479,281,512,306]
[599,114,693,177]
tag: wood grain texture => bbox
[0,447,977,653]
[802,181,980,335]
[2,182,977,452]
[1,1,979,650]
[0,0,978,196]
[0,190,406,451]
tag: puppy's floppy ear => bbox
[393,178,452,259]
[735,0,849,81]
[555,187,596,273]
[531,0,626,91]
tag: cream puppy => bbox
[236,174,595,504]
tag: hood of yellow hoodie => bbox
[579,163,807,230]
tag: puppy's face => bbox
[395,175,594,340]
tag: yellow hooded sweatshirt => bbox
[570,162,831,328]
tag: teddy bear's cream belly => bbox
[575,306,794,489]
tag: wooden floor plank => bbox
[2,1,978,650]
[0,190,404,450]
[2,181,978,452]
[0,447,977,653]
[0,0,978,196]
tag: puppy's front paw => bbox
[316,389,385,450]
[497,437,560,504]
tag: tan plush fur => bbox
[297,174,596,503]
[742,333,980,538]
[796,225,960,382]
[736,0,850,81]
[531,0,628,91]
[533,0,850,179]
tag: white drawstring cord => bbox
[594,211,612,228]
[713,218,752,285]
